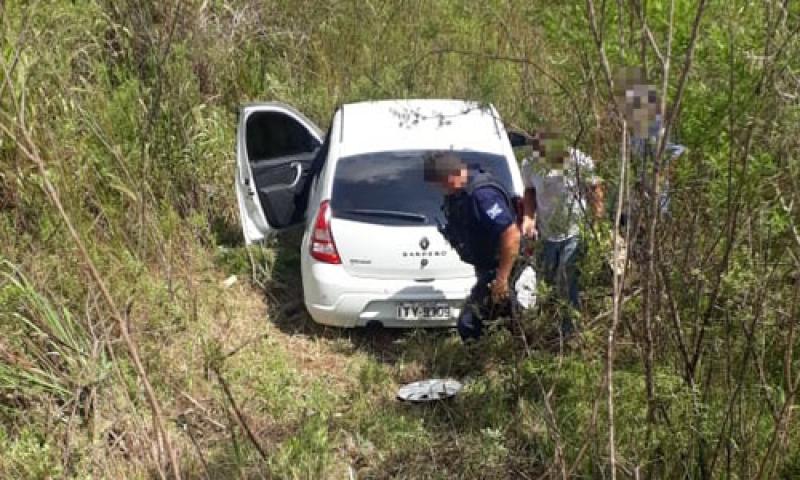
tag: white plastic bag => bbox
[514,264,537,309]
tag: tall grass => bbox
[0,260,108,403]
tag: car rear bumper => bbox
[302,261,476,328]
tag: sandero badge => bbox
[402,236,446,258]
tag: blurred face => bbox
[612,67,662,138]
[442,168,468,192]
[530,131,567,168]
[617,84,661,138]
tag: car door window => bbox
[246,111,320,161]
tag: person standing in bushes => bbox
[612,67,687,263]
[520,130,605,338]
[615,68,687,200]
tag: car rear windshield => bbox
[330,150,514,226]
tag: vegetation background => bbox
[1,0,799,478]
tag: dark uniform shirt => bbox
[447,175,516,341]
[442,172,515,272]
[472,186,514,239]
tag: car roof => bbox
[336,99,507,157]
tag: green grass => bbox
[0,426,63,480]
[2,0,800,477]
[0,261,109,402]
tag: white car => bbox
[235,99,526,327]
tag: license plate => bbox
[396,303,451,320]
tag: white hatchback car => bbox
[236,99,526,327]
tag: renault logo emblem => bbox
[419,237,430,250]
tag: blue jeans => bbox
[539,236,582,334]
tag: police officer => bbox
[424,152,521,341]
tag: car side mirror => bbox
[506,128,531,148]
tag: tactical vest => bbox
[438,171,514,270]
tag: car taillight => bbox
[310,200,341,264]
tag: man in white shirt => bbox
[521,131,605,336]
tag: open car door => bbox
[236,103,323,244]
